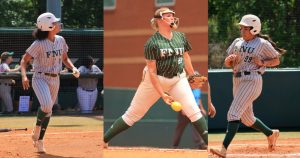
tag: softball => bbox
[171,101,182,112]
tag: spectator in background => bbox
[0,52,20,113]
[77,55,102,113]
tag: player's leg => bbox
[89,89,98,112]
[169,76,207,145]
[77,87,89,113]
[173,113,190,148]
[191,124,207,149]
[104,70,161,143]
[223,75,262,149]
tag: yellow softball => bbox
[171,101,182,112]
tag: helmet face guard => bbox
[153,9,179,29]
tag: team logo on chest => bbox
[239,45,255,54]
[160,47,184,57]
[46,49,63,58]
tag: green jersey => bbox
[144,31,192,78]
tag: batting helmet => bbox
[36,12,60,31]
[239,14,261,35]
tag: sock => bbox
[39,117,50,140]
[192,117,208,145]
[104,117,131,143]
[36,108,47,126]
[223,120,240,149]
[251,118,273,136]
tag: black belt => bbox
[0,83,12,86]
[38,72,59,77]
[234,71,261,78]
[159,71,183,79]
[82,88,95,92]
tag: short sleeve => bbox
[226,38,239,55]
[261,41,280,59]
[2,64,10,72]
[26,41,40,58]
[144,40,157,60]
[182,33,192,52]
[78,66,86,73]
[92,65,102,73]
[62,37,69,53]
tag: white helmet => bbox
[239,14,261,35]
[36,12,60,31]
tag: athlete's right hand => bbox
[22,76,30,90]
[162,93,174,105]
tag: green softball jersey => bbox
[144,31,192,78]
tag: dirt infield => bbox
[209,138,300,158]
[0,115,103,158]
[103,147,207,158]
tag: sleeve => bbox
[2,64,11,72]
[261,41,280,59]
[92,65,102,73]
[182,33,192,52]
[78,66,85,73]
[144,40,158,60]
[226,38,239,55]
[26,41,40,58]
[62,37,69,53]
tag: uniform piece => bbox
[77,65,101,113]
[0,63,13,112]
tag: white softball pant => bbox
[122,67,202,126]
[32,73,59,115]
[227,73,262,126]
[77,87,98,113]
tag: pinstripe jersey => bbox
[227,37,279,73]
[26,35,68,74]
[144,31,192,77]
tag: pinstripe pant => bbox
[32,73,60,114]
[227,73,262,126]
[122,67,202,126]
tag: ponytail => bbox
[32,28,49,40]
[257,34,286,55]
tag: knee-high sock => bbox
[223,120,240,149]
[191,117,208,145]
[104,117,130,143]
[36,107,47,126]
[251,118,273,136]
[39,116,50,140]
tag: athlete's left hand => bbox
[72,67,80,78]
[252,56,265,67]
[162,93,174,105]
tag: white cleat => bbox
[210,145,227,158]
[34,140,46,153]
[103,141,108,149]
[32,126,41,145]
[267,129,279,152]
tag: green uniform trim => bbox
[251,118,273,136]
[192,117,208,145]
[144,31,192,78]
[223,120,240,149]
[104,117,130,143]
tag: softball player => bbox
[77,56,101,113]
[103,7,208,147]
[0,52,20,113]
[20,12,80,153]
[210,14,285,158]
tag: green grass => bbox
[209,131,300,142]
[0,115,103,130]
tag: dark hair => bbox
[257,34,286,55]
[81,55,94,68]
[32,28,49,40]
